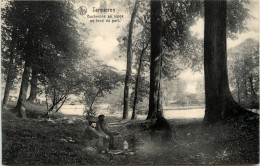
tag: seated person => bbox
[82,120,109,152]
[150,111,172,144]
[97,115,116,150]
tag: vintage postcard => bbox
[1,0,259,165]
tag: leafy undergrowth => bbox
[2,105,259,165]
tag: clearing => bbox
[2,103,259,164]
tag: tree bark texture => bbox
[131,42,149,120]
[122,0,139,119]
[89,89,100,112]
[2,46,15,109]
[236,81,240,104]
[16,60,31,118]
[2,32,16,109]
[249,74,257,99]
[244,79,248,101]
[204,0,252,123]
[147,0,162,120]
[27,67,38,102]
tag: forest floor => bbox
[2,103,259,165]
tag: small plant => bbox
[83,105,97,119]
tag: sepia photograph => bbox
[1,0,259,164]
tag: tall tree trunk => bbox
[131,43,148,120]
[131,58,143,120]
[204,0,252,123]
[16,60,31,118]
[27,67,38,102]
[236,80,240,104]
[244,79,248,101]
[122,0,139,119]
[147,0,162,120]
[249,74,257,99]
[2,32,16,109]
[2,48,15,109]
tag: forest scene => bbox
[1,0,259,164]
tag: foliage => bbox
[172,79,187,105]
[195,78,205,104]
[1,1,22,82]
[227,0,250,39]
[228,38,259,105]
[43,68,82,114]
[2,1,86,111]
[162,0,251,72]
[104,85,124,114]
[81,65,124,117]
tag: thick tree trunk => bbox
[27,67,38,102]
[2,33,16,109]
[122,0,139,119]
[2,50,14,109]
[147,0,162,120]
[16,60,31,118]
[28,68,38,102]
[204,0,252,123]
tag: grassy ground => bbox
[2,103,259,164]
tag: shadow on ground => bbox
[2,104,259,165]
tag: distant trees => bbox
[228,39,259,106]
[195,78,205,104]
[173,79,187,106]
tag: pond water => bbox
[60,104,259,120]
[60,104,205,119]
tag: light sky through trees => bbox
[2,0,258,94]
[74,0,258,94]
